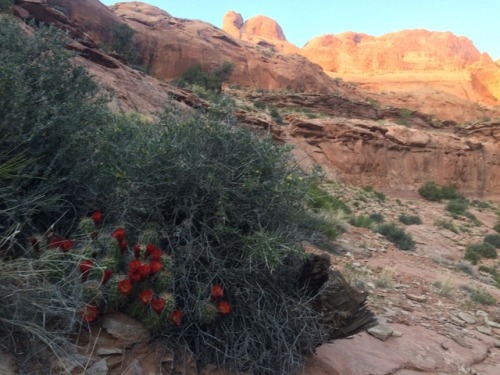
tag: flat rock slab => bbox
[310,324,491,375]
[367,324,393,341]
[101,312,150,344]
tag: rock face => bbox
[287,117,500,199]
[301,29,500,105]
[108,2,330,92]
[222,11,300,54]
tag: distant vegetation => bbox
[418,181,462,202]
[176,62,234,96]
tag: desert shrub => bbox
[253,99,266,109]
[0,0,12,12]
[418,181,462,202]
[177,62,233,94]
[446,198,469,216]
[464,242,497,264]
[462,286,497,305]
[307,183,351,214]
[376,223,416,250]
[399,213,422,225]
[434,219,458,234]
[111,23,138,64]
[349,215,375,229]
[0,18,113,247]
[369,213,385,223]
[361,185,385,202]
[456,261,474,275]
[484,233,500,248]
[270,106,283,124]
[494,217,500,233]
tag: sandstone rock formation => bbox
[287,117,500,200]
[301,29,500,105]
[107,2,331,92]
[222,11,300,54]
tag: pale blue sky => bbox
[102,1,500,60]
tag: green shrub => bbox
[399,214,422,225]
[494,219,500,233]
[0,0,12,12]
[446,199,469,216]
[369,213,385,223]
[307,183,351,214]
[177,62,233,94]
[418,181,462,202]
[111,23,139,64]
[0,18,113,242]
[349,215,375,229]
[253,100,266,109]
[465,242,497,264]
[463,286,497,305]
[484,233,500,248]
[270,106,283,124]
[376,223,416,250]
[434,219,458,234]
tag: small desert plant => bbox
[349,215,375,229]
[463,286,497,305]
[376,223,416,250]
[464,242,497,264]
[484,233,500,248]
[456,261,474,275]
[369,213,385,223]
[307,183,351,214]
[418,181,462,202]
[445,199,469,216]
[434,219,459,234]
[253,100,266,109]
[399,214,422,225]
[478,265,500,288]
[374,268,395,289]
[432,277,454,297]
[111,23,139,64]
[397,108,412,126]
[494,217,500,233]
[270,106,283,124]
[176,62,233,94]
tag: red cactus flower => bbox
[171,309,183,326]
[128,259,141,272]
[139,289,153,305]
[211,284,224,300]
[133,244,142,258]
[102,269,113,285]
[59,239,74,253]
[91,210,102,224]
[151,248,163,261]
[149,260,162,274]
[81,305,98,323]
[129,271,142,283]
[48,235,63,249]
[112,227,126,242]
[138,264,151,278]
[217,300,231,315]
[145,243,156,257]
[118,240,128,253]
[118,279,132,296]
[151,297,166,314]
[79,260,93,281]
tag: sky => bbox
[101,0,500,60]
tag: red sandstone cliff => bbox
[223,13,500,109]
